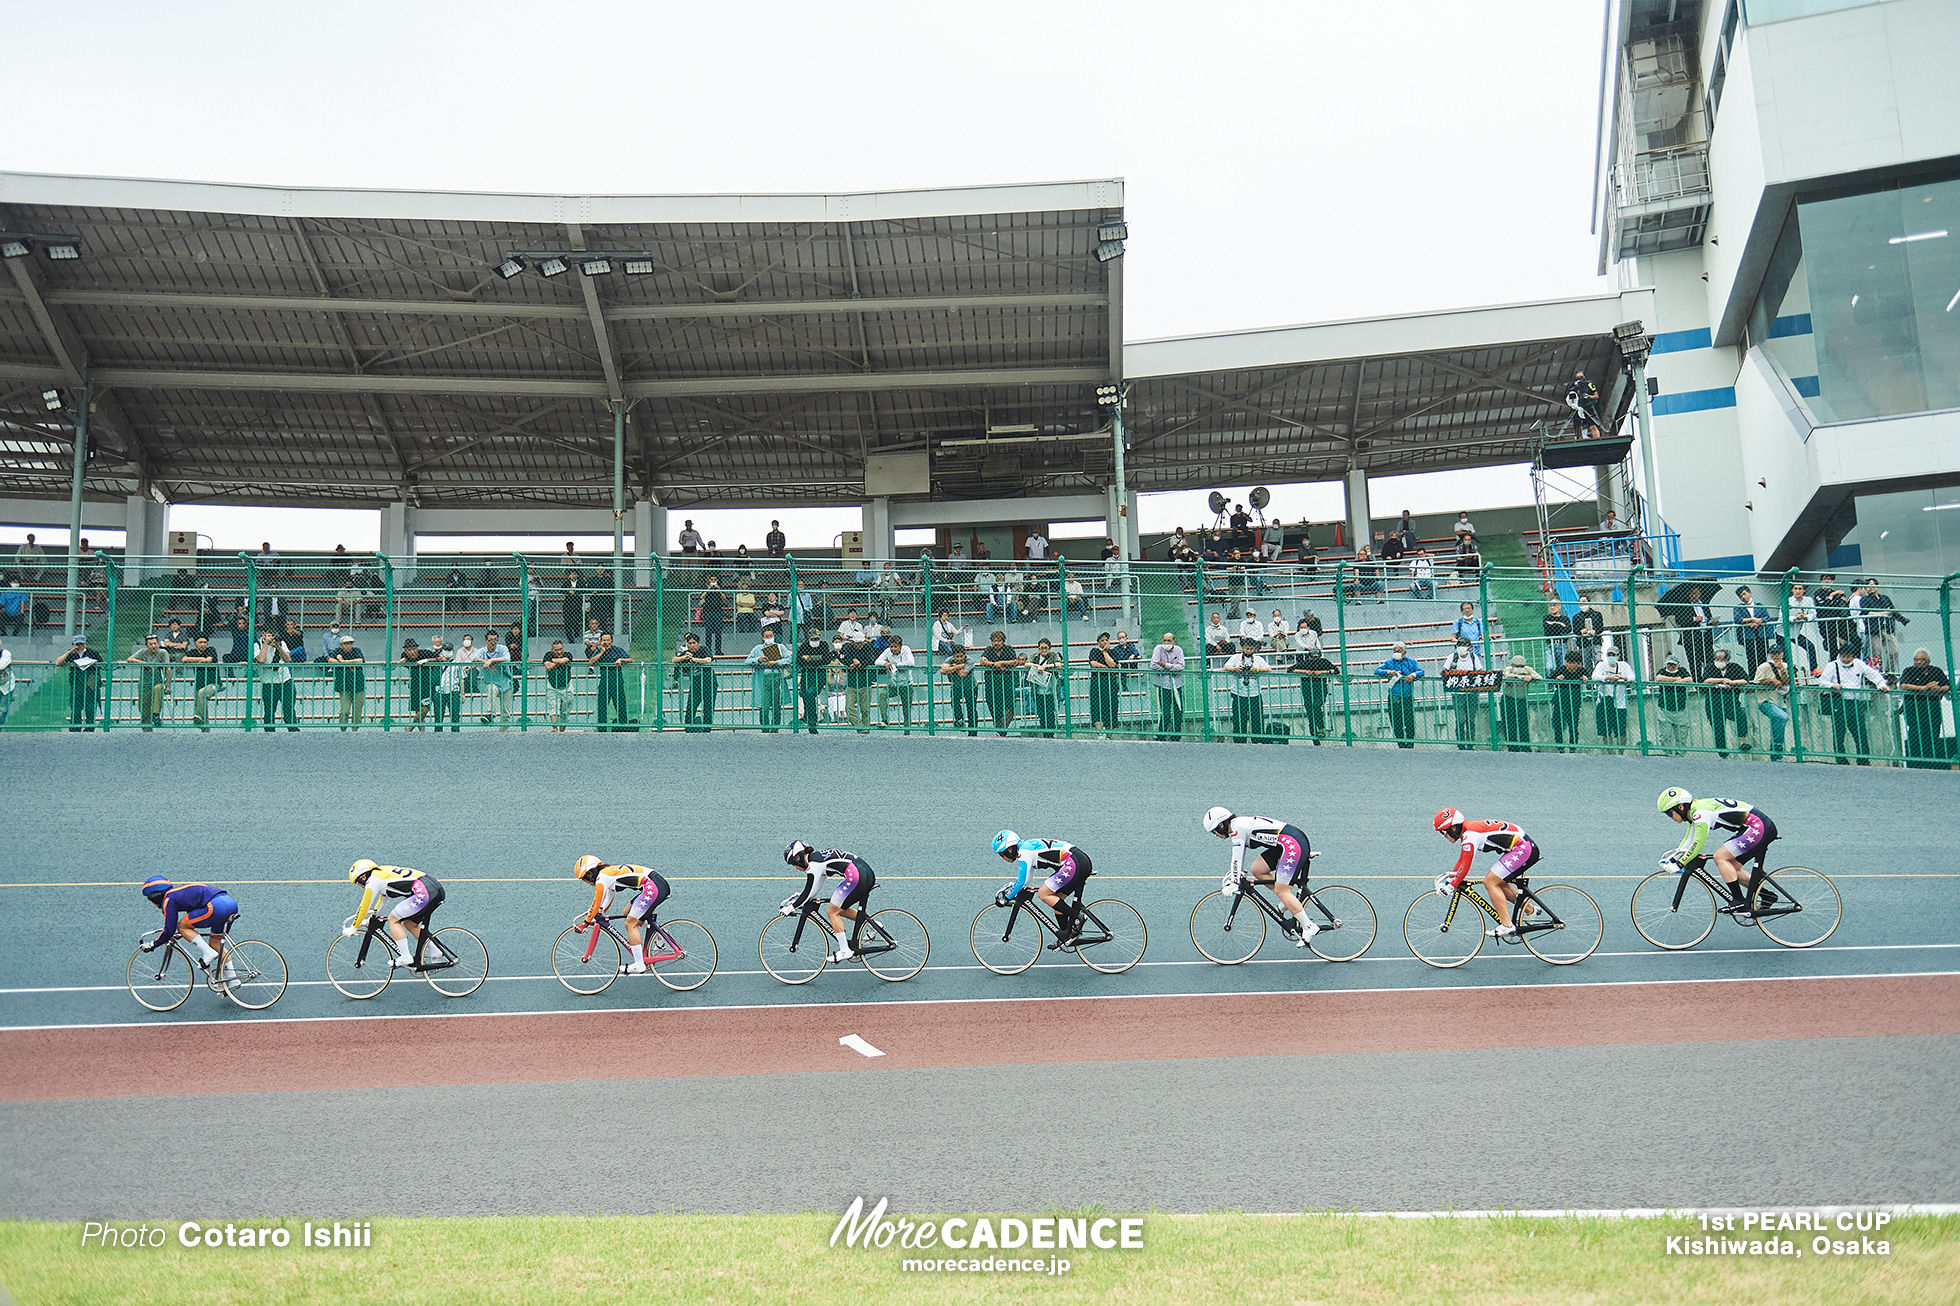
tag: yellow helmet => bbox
[348,858,379,883]
[574,855,604,883]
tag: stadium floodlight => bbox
[579,258,612,277]
[537,257,569,278]
[1094,239,1126,263]
[1094,383,1124,406]
[623,259,655,275]
[1612,320,1652,367]
[1,239,29,259]
[494,256,527,280]
[1097,220,1129,243]
[43,242,81,260]
[41,388,62,411]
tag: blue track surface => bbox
[3,732,1955,1028]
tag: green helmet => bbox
[1656,786,1693,814]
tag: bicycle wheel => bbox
[649,920,717,991]
[126,946,194,1012]
[1403,891,1483,969]
[1630,870,1717,950]
[971,902,1043,975]
[326,932,393,999]
[1304,885,1378,963]
[424,927,489,997]
[1078,899,1147,975]
[1518,885,1603,965]
[862,909,929,982]
[552,924,620,995]
[759,914,827,984]
[1752,867,1841,949]
[1189,891,1264,965]
[217,940,287,1010]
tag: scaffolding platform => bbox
[1541,435,1634,469]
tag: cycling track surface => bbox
[2,732,1956,1215]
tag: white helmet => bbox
[1202,806,1234,836]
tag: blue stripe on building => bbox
[1793,375,1820,398]
[1678,554,1758,574]
[1649,327,1713,354]
[1769,313,1812,338]
[1651,386,1737,416]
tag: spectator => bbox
[1599,509,1626,533]
[761,594,787,633]
[1753,644,1794,761]
[161,619,190,662]
[673,633,715,732]
[836,628,877,733]
[561,575,585,642]
[55,634,104,731]
[255,629,297,732]
[1149,632,1187,740]
[699,576,729,655]
[1099,536,1122,589]
[128,634,170,731]
[538,638,575,732]
[563,540,578,566]
[945,543,969,573]
[977,630,1024,735]
[794,628,833,734]
[1651,654,1694,756]
[1260,518,1284,562]
[1542,603,1572,674]
[0,638,14,728]
[504,620,524,671]
[1348,545,1382,601]
[765,520,787,557]
[335,575,362,627]
[1380,529,1405,564]
[746,629,789,733]
[1025,637,1062,738]
[1592,643,1635,751]
[454,633,481,714]
[938,646,978,736]
[1222,638,1272,742]
[1855,579,1908,676]
[0,579,26,636]
[282,618,307,667]
[1294,645,1338,745]
[733,544,752,570]
[1814,575,1854,662]
[1786,583,1822,674]
[1454,533,1481,579]
[257,541,279,563]
[587,569,616,635]
[319,620,346,663]
[1291,614,1323,655]
[445,563,472,613]
[330,634,367,732]
[1732,586,1772,675]
[16,533,45,582]
[1204,611,1234,661]
[1408,550,1434,600]
[1237,611,1266,645]
[1064,572,1089,617]
[972,539,991,563]
[259,579,290,633]
[678,520,703,554]
[1499,654,1539,752]
[589,631,633,732]
[1817,644,1888,764]
[1374,641,1423,749]
[431,637,464,733]
[1396,510,1417,551]
[876,634,919,732]
[1087,633,1121,734]
[986,572,1020,625]
[734,580,757,634]
[1700,647,1751,757]
[1441,636,1484,750]
[225,615,252,674]
[1572,595,1606,669]
[1452,511,1475,540]
[1024,529,1048,561]
[479,630,512,729]
[1451,602,1482,646]
[836,607,865,645]
[1113,631,1140,669]
[1899,648,1952,770]
[401,638,435,731]
[932,609,968,657]
[581,617,605,659]
[1549,649,1589,753]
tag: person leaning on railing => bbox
[794,628,832,735]
[128,634,170,732]
[1293,644,1337,745]
[1898,649,1953,770]
[183,634,222,732]
[1149,632,1186,741]
[674,633,715,733]
[590,632,634,733]
[539,639,574,732]
[1499,654,1539,752]
[1651,653,1694,756]
[1591,643,1635,751]
[1752,644,1795,761]
[401,638,435,731]
[1374,641,1423,749]
[1701,648,1751,758]
[876,634,919,732]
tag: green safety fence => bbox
[1,549,1955,770]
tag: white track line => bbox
[6,969,1956,1034]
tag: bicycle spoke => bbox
[971,902,1043,975]
[1402,890,1483,969]
[552,924,620,995]
[649,920,717,991]
[325,932,392,999]
[1630,870,1716,950]
[218,940,287,1010]
[1189,890,1264,965]
[1752,867,1842,949]
[1518,885,1603,965]
[1078,899,1146,974]
[126,945,194,1012]
[1303,885,1377,963]
[863,909,929,982]
[424,928,489,997]
[759,914,827,984]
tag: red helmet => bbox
[1433,809,1466,837]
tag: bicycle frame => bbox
[582,913,685,966]
[140,930,238,982]
[1439,879,1563,939]
[787,903,893,957]
[997,889,1113,947]
[1221,875,1343,933]
[353,912,454,971]
[1670,854,1794,920]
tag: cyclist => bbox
[1433,809,1541,939]
[140,877,240,982]
[345,859,445,969]
[782,840,875,964]
[1656,787,1780,920]
[573,854,670,974]
[1201,807,1318,945]
[992,830,1093,948]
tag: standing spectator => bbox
[1572,595,1606,670]
[941,646,979,736]
[16,532,45,581]
[977,630,1024,736]
[1753,644,1794,761]
[795,628,832,734]
[1222,638,1272,742]
[1701,647,1751,757]
[1024,529,1048,561]
[932,609,968,657]
[589,631,633,732]
[259,579,290,633]
[401,638,434,731]
[1549,649,1589,752]
[330,633,367,731]
[1294,645,1338,745]
[1817,644,1889,764]
[746,629,789,733]
[1149,632,1186,740]
[1441,636,1484,750]
[876,634,919,732]
[1787,583,1822,674]
[1652,654,1695,756]
[734,580,757,634]
[444,562,473,615]
[1855,579,1908,676]
[504,621,525,704]
[431,637,464,732]
[1499,654,1539,752]
[765,520,787,557]
[586,569,616,636]
[560,575,586,642]
[674,633,715,732]
[837,629,876,733]
[1591,642,1635,751]
[945,542,970,573]
[0,639,15,729]
[453,633,482,718]
[697,576,728,656]
[1408,550,1434,599]
[56,634,104,731]
[256,541,280,563]
[479,629,511,729]
[255,629,297,732]
[1899,648,1952,769]
[1814,575,1854,660]
[0,579,26,636]
[1542,602,1572,674]
[539,639,574,732]
[761,594,788,634]
[1088,632,1121,734]
[281,618,307,669]
[1732,586,1773,676]
[129,634,170,731]
[678,520,703,554]
[1113,630,1140,668]
[225,615,252,676]
[1374,642,1423,748]
[1450,602,1482,647]
[1026,637,1062,738]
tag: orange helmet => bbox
[1433,809,1466,838]
[573,855,604,883]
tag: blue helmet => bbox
[992,830,1020,859]
[141,876,171,904]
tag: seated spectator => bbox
[320,620,348,663]
[445,564,472,610]
[1408,550,1435,599]
[1064,572,1089,616]
[1380,531,1405,563]
[583,616,605,658]
[1349,546,1382,599]
[1453,511,1475,540]
[1454,535,1482,578]
[160,619,191,661]
[1204,611,1234,659]
[932,609,969,656]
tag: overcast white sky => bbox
[4,0,1610,553]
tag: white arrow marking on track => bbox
[839,1034,885,1058]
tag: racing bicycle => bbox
[326,911,489,999]
[1403,875,1604,969]
[127,919,287,1011]
[1187,852,1378,964]
[969,887,1148,976]
[760,899,929,984]
[551,912,718,994]
[1630,854,1841,950]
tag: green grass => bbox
[3,1212,1953,1305]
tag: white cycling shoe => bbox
[1487,924,1519,939]
[1293,919,1321,946]
[626,961,647,975]
[829,948,859,964]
